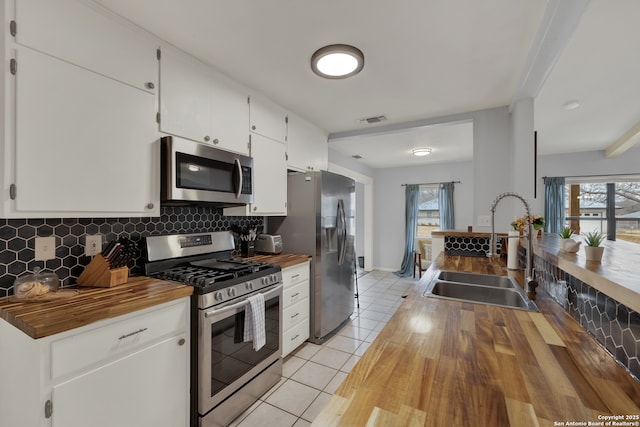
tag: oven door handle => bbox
[203,284,283,319]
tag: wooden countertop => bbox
[313,254,640,426]
[240,253,311,269]
[0,277,193,339]
[531,233,640,313]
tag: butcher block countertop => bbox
[241,253,311,269]
[0,276,192,339]
[313,254,640,426]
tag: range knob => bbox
[246,281,254,291]
[227,288,237,298]
[214,291,224,301]
[271,274,278,282]
[262,277,269,285]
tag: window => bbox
[564,178,640,245]
[416,185,439,238]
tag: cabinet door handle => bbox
[178,338,186,346]
[119,327,147,340]
[212,138,219,145]
[251,125,256,130]
[44,399,53,419]
[145,82,155,89]
[204,136,211,142]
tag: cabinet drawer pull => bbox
[291,312,299,319]
[118,327,148,340]
[290,334,299,341]
[291,274,300,279]
[291,292,300,298]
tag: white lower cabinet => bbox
[281,261,310,357]
[0,298,190,427]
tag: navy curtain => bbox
[395,184,419,277]
[544,176,565,233]
[439,182,455,230]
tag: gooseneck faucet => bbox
[487,192,538,297]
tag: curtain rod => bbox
[542,173,640,180]
[401,180,461,186]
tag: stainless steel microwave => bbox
[161,136,253,206]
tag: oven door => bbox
[161,135,253,206]
[198,284,283,414]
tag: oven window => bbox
[176,152,234,193]
[210,295,280,396]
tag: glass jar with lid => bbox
[13,267,60,299]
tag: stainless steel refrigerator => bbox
[270,170,355,343]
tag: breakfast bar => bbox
[313,253,640,426]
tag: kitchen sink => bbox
[436,271,516,288]
[424,273,538,311]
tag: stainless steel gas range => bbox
[144,231,283,427]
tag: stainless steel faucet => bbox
[487,192,538,296]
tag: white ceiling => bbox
[94,0,640,169]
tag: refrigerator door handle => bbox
[337,199,347,265]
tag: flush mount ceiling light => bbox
[412,148,432,157]
[562,100,582,110]
[311,44,364,79]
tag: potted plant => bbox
[558,227,581,253]
[583,231,605,261]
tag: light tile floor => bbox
[229,270,419,427]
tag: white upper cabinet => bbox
[15,0,157,93]
[11,47,158,216]
[248,95,288,143]
[159,46,213,144]
[210,70,250,155]
[160,46,250,155]
[224,134,287,216]
[1,0,159,217]
[286,112,328,172]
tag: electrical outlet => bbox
[478,215,491,227]
[35,236,56,261]
[85,234,102,256]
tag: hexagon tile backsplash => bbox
[0,206,263,295]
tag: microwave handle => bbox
[204,284,283,319]
[234,158,243,199]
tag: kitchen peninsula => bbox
[313,253,640,426]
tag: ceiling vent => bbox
[359,115,387,124]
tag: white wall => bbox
[471,106,517,233]
[373,162,473,271]
[355,181,365,262]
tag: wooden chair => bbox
[413,239,431,278]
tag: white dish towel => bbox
[243,293,266,351]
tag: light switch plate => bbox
[477,215,491,227]
[35,236,56,261]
